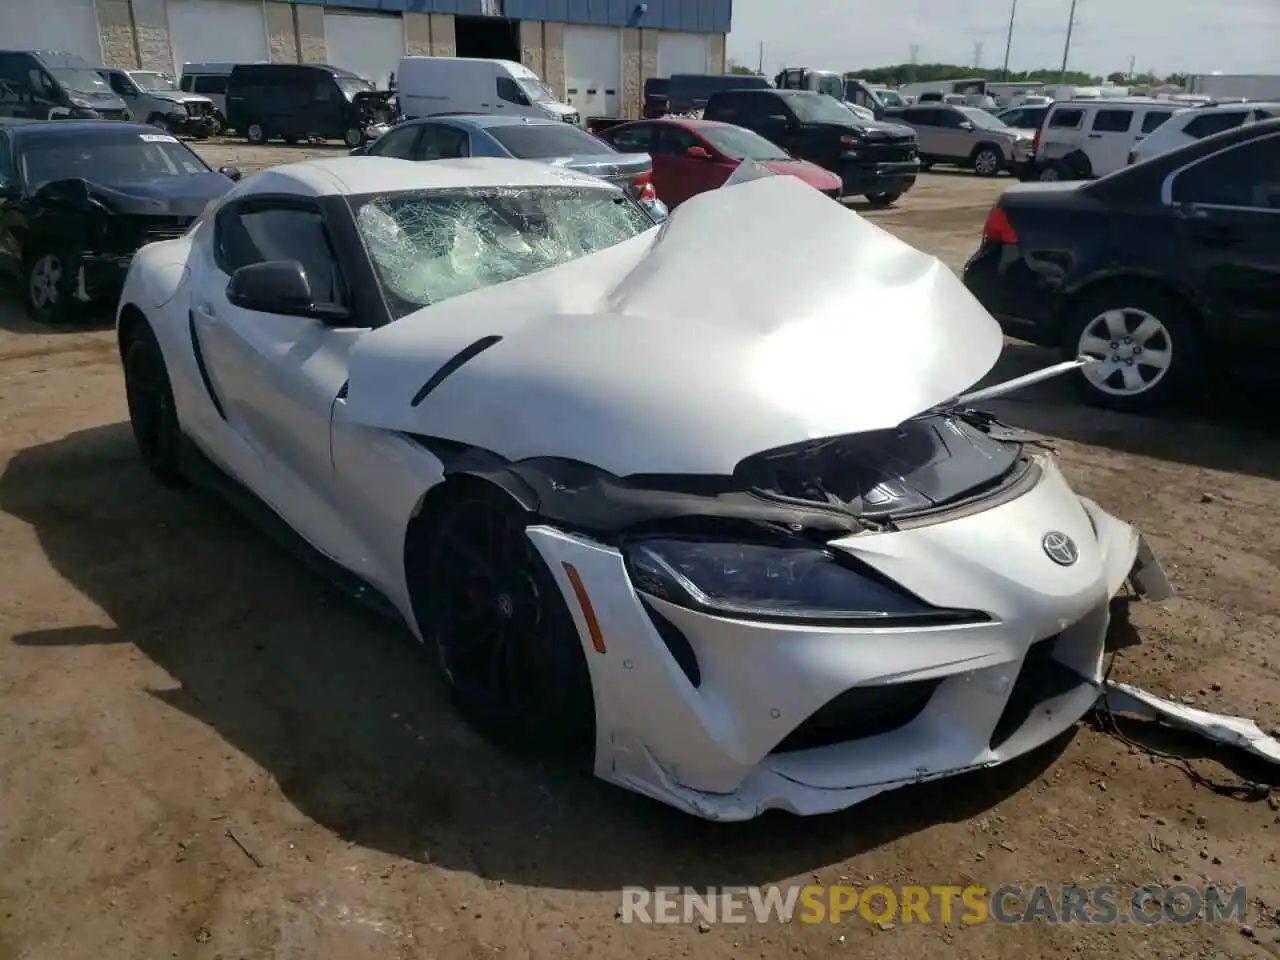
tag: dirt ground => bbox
[2,145,1279,960]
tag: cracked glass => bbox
[349,185,656,320]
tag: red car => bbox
[597,118,843,208]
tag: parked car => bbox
[99,68,217,138]
[1024,98,1182,181]
[180,61,263,132]
[354,114,667,221]
[702,88,919,204]
[0,50,129,120]
[114,154,1171,821]
[226,63,390,147]
[995,104,1050,132]
[666,73,773,115]
[963,117,1280,412]
[396,56,576,125]
[1128,101,1280,165]
[598,117,841,206]
[643,77,669,119]
[893,103,1033,176]
[0,119,239,322]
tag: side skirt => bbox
[177,434,406,626]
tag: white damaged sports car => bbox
[116,155,1173,820]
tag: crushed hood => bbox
[341,174,1003,477]
[59,174,234,217]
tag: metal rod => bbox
[1001,0,1018,80]
[1059,0,1078,82]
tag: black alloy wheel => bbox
[423,485,594,754]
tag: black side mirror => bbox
[218,165,242,182]
[226,260,350,322]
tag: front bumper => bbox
[526,454,1172,821]
[837,158,920,197]
[175,114,216,137]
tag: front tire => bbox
[246,122,267,145]
[420,483,595,756]
[122,321,185,487]
[343,126,364,148]
[1064,286,1198,413]
[23,248,76,324]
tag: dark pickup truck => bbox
[702,88,921,204]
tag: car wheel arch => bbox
[1055,274,1205,350]
[969,141,1004,163]
[117,303,150,358]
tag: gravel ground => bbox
[1,148,1278,960]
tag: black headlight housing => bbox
[623,536,988,627]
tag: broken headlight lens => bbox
[623,538,935,623]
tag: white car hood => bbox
[341,174,1004,477]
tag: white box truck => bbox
[396,57,578,125]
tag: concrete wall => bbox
[404,11,432,56]
[708,32,725,74]
[264,1,297,63]
[428,13,455,57]
[294,2,326,63]
[620,27,640,119]
[95,0,138,68]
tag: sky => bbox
[725,0,1280,78]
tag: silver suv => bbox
[894,103,1033,176]
[99,69,217,138]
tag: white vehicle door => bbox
[188,195,370,558]
[1083,106,1136,175]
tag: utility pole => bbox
[757,41,764,74]
[1059,0,1079,83]
[1128,54,1136,80]
[1001,0,1018,80]
[973,41,984,69]
[909,44,920,64]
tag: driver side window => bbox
[1170,134,1280,210]
[215,204,346,306]
[108,73,132,96]
[369,123,421,159]
[496,76,528,106]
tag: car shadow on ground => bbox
[975,341,1280,482]
[0,421,1070,892]
[0,287,116,335]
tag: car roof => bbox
[421,114,568,130]
[238,156,619,197]
[0,119,172,138]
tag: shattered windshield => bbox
[518,76,556,104]
[337,76,375,99]
[133,72,178,91]
[21,134,210,189]
[350,185,656,320]
[49,68,112,96]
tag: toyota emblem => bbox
[1042,531,1079,566]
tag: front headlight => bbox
[623,538,949,624]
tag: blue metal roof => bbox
[294,0,731,33]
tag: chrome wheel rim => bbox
[975,150,999,175]
[29,254,60,311]
[1039,166,1061,181]
[1077,307,1173,396]
[248,123,263,142]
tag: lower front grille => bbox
[988,634,1080,750]
[186,101,213,117]
[865,142,917,163]
[136,217,196,245]
[772,678,941,753]
[97,109,128,121]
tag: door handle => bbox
[193,301,217,320]
[1087,133,1102,139]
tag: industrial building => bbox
[1,0,731,119]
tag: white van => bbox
[396,57,578,125]
[1029,98,1183,180]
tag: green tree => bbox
[726,59,756,75]
[844,63,1100,87]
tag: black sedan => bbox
[963,117,1280,412]
[0,119,241,323]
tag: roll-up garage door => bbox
[0,0,101,63]
[167,0,270,77]
[658,32,709,77]
[322,10,404,89]
[564,25,622,120]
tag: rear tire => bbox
[343,126,364,148]
[419,483,595,757]
[971,145,1003,177]
[246,122,267,145]
[122,321,185,487]
[1063,285,1199,414]
[865,192,902,206]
